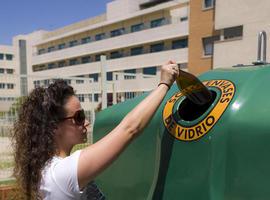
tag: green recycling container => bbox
[93,64,270,200]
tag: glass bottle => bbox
[176,66,212,105]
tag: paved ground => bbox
[0,137,13,180]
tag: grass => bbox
[0,178,15,186]
[0,161,14,170]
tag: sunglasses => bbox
[62,109,86,126]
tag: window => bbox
[95,33,106,41]
[7,97,15,101]
[58,43,66,50]
[43,79,49,87]
[124,92,136,100]
[7,83,14,89]
[58,61,66,68]
[107,93,113,106]
[33,65,40,72]
[87,94,93,102]
[81,56,91,64]
[180,16,188,22]
[0,83,5,89]
[110,28,125,37]
[77,94,85,102]
[124,69,136,79]
[224,26,243,40]
[94,93,99,102]
[0,68,4,73]
[34,81,38,88]
[69,59,78,66]
[64,79,71,84]
[151,18,165,28]
[81,37,91,44]
[131,23,144,32]
[6,54,13,60]
[89,73,99,82]
[38,49,45,55]
[203,0,215,9]
[69,40,78,47]
[0,54,4,60]
[124,69,136,74]
[32,66,39,72]
[39,65,46,70]
[202,35,220,56]
[107,72,113,81]
[48,63,56,69]
[48,46,55,52]
[110,51,122,59]
[124,75,136,80]
[6,69,14,74]
[76,80,84,84]
[130,46,143,56]
[172,39,188,49]
[95,54,101,61]
[150,43,164,52]
[34,80,40,88]
[143,66,156,75]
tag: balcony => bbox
[32,21,188,65]
[32,48,188,77]
[0,60,16,68]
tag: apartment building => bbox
[11,0,190,110]
[2,0,270,112]
[214,0,270,68]
[188,0,270,71]
[188,0,217,75]
[0,45,18,111]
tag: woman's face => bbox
[56,95,89,147]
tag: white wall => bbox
[215,0,270,30]
[0,45,18,95]
[214,0,270,68]
[107,0,147,19]
[0,45,18,111]
[214,23,270,68]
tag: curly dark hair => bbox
[12,80,75,199]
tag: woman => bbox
[12,61,179,199]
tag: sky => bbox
[0,0,112,45]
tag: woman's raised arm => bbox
[77,61,179,189]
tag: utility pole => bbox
[100,55,107,110]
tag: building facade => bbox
[1,0,270,112]
[214,0,270,68]
[0,45,18,112]
[12,0,190,111]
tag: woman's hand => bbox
[160,60,179,87]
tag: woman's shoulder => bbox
[42,150,82,176]
[41,150,83,198]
